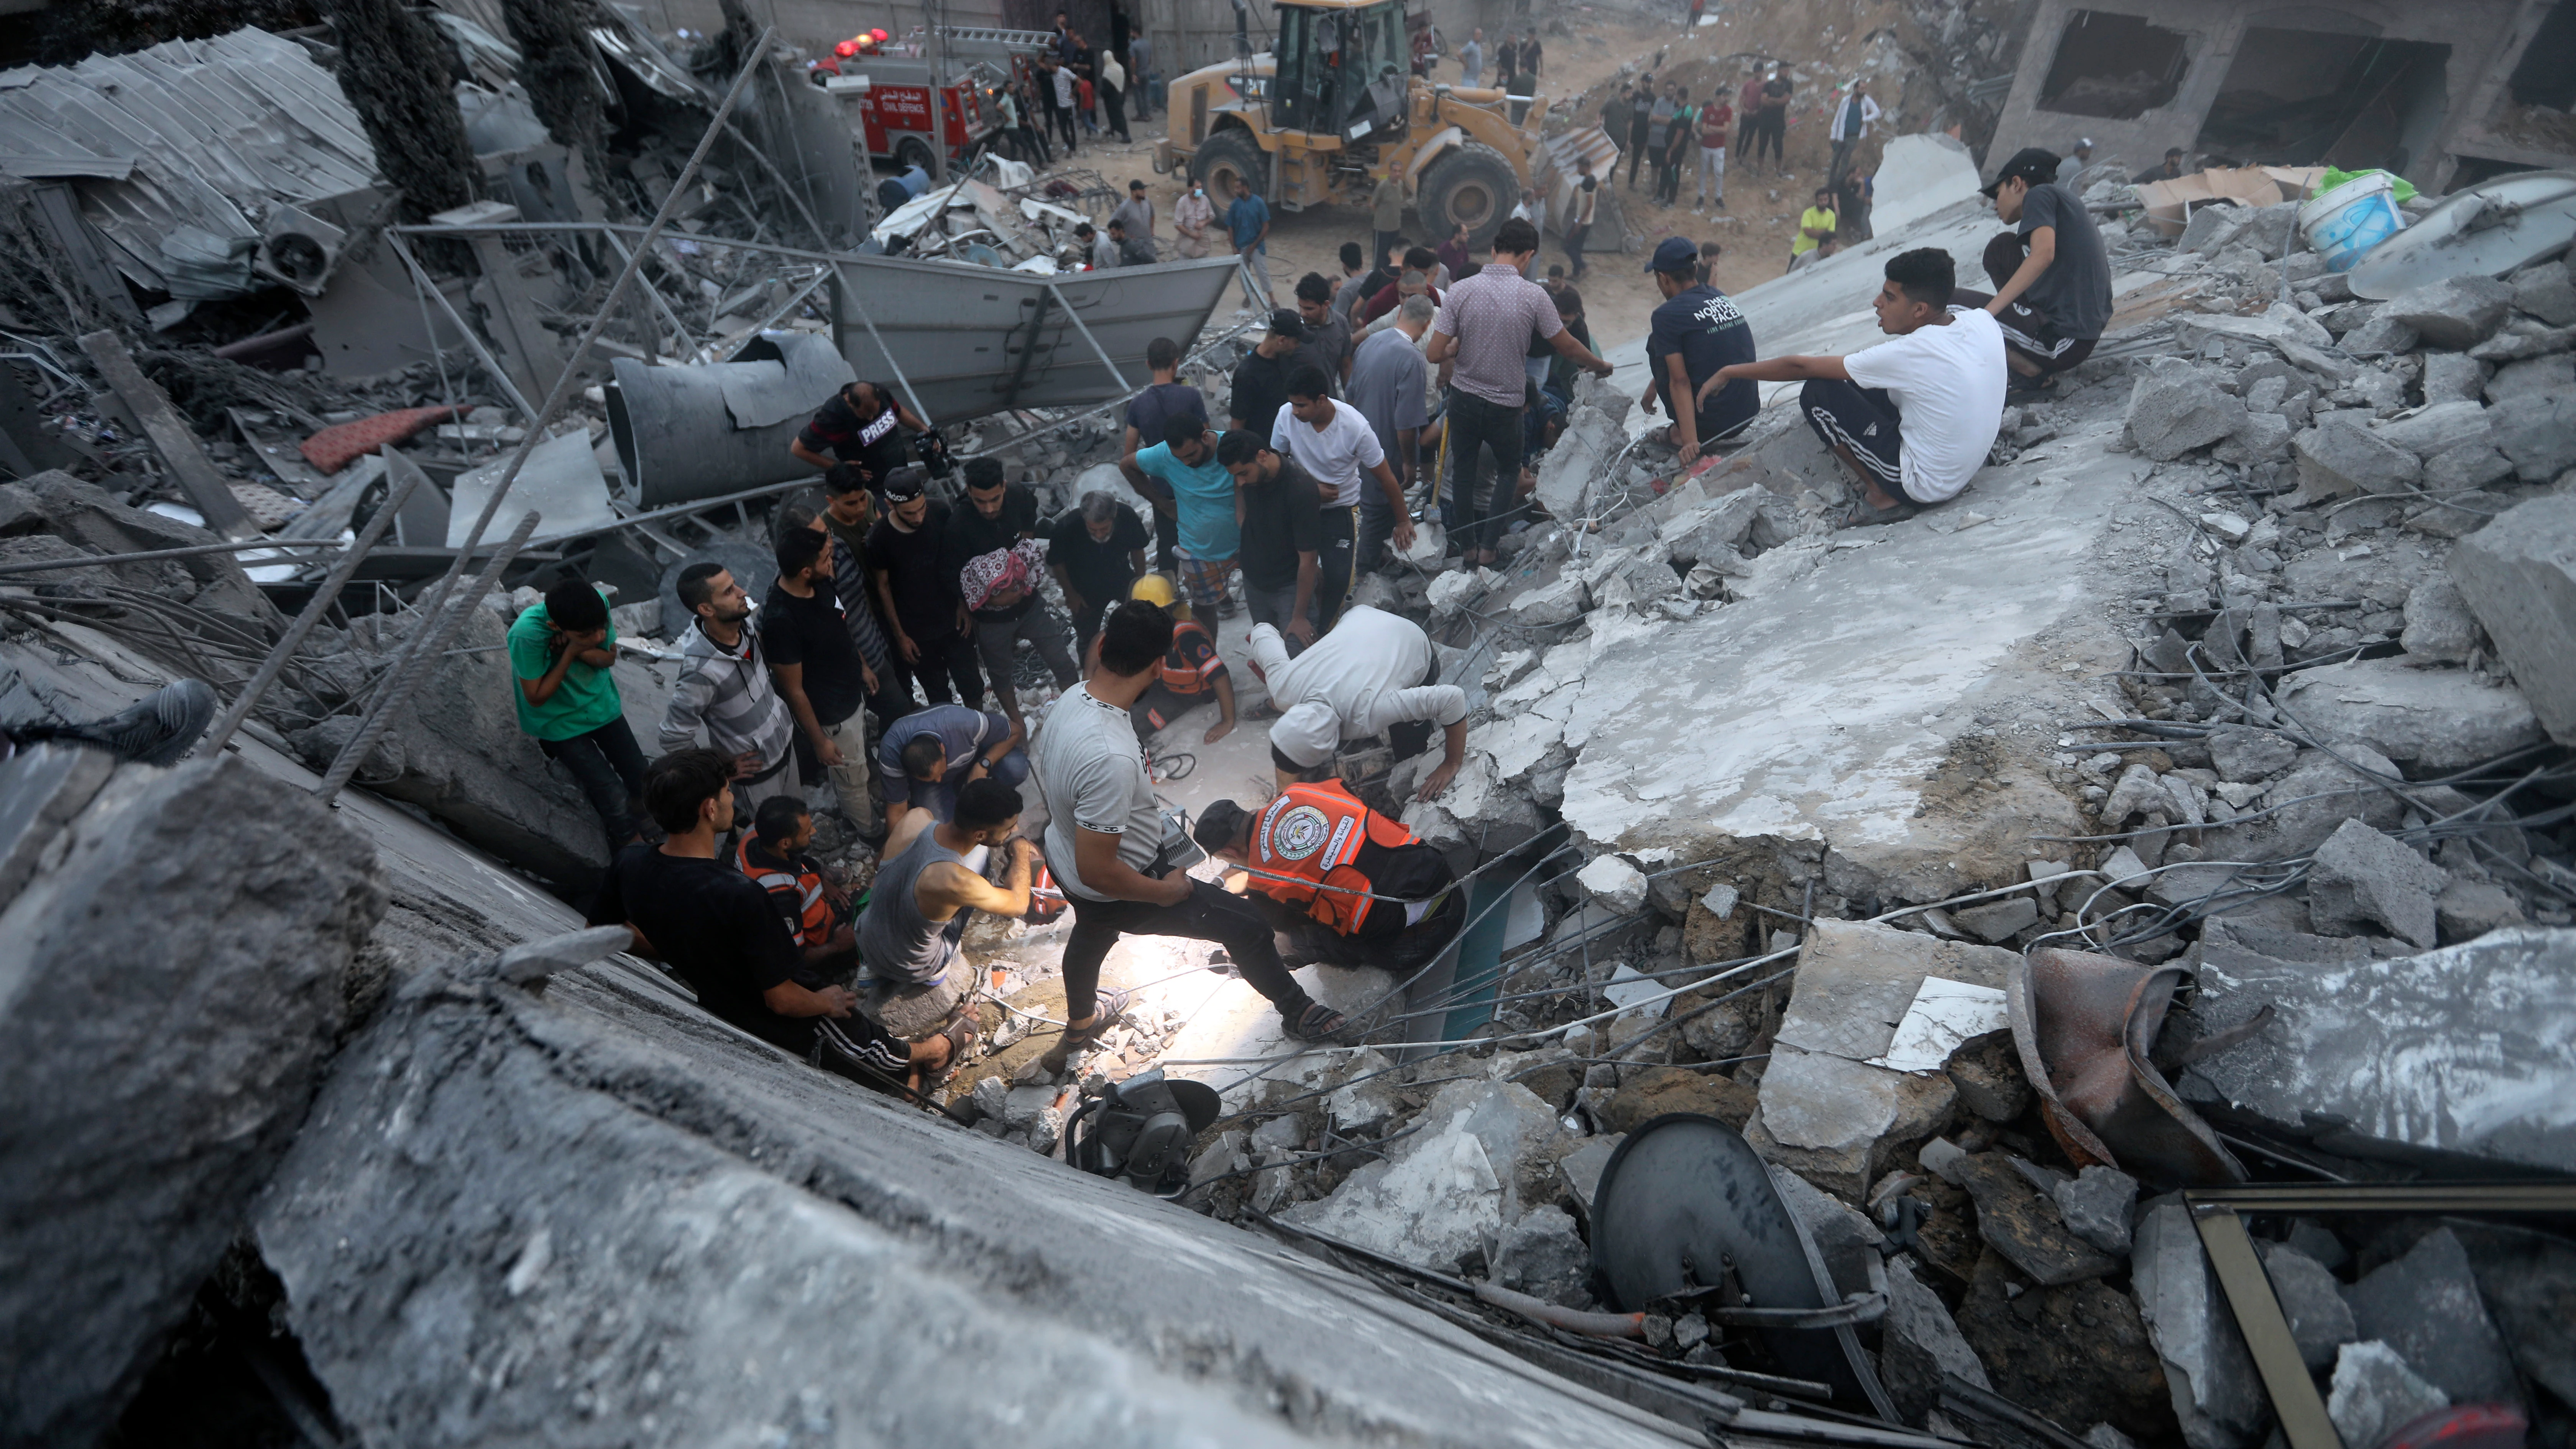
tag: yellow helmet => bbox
[1130,573,1177,608]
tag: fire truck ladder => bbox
[932,25,1060,58]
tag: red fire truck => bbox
[810,26,1053,174]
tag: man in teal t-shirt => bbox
[1120,407,1241,617]
[508,579,648,851]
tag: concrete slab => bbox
[1553,407,2142,901]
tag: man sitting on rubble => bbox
[858,775,1035,1040]
[1696,247,2005,528]
[591,749,961,1089]
[1125,573,1236,746]
[1979,146,2113,402]
[736,794,856,976]
[878,701,1027,841]
[1193,781,1465,974]
[508,577,644,852]
[1249,603,1468,801]
[1640,236,1758,467]
[660,562,800,811]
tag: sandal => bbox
[1842,498,1919,529]
[1283,1001,1349,1042]
[923,1010,982,1086]
[1040,986,1133,1073]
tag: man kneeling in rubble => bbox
[857,775,1037,1067]
[1250,603,1469,802]
[591,748,965,1092]
[1194,785,1465,974]
[1695,246,2004,528]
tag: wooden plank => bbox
[76,329,259,540]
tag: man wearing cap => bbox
[1229,310,1318,434]
[1980,146,2113,400]
[2055,138,2095,184]
[1249,603,1468,800]
[1192,780,1465,973]
[1641,237,1758,464]
[1692,247,2004,528]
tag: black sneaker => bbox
[55,678,218,766]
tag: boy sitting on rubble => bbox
[735,795,856,978]
[1695,247,2005,528]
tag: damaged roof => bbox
[0,28,378,299]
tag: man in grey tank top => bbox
[858,777,1036,1038]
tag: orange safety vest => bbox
[1160,618,1221,695]
[736,833,833,948]
[1249,779,1419,936]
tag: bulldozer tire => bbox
[1188,130,1267,201]
[1419,143,1518,248]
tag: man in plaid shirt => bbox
[1426,218,1613,568]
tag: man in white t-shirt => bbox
[1033,601,1346,1064]
[1696,247,2004,526]
[1270,362,1412,629]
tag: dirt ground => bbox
[1015,12,1865,365]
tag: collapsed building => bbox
[2,0,2576,1442]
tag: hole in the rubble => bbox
[106,1240,345,1449]
[2509,0,2576,110]
[2036,11,2191,118]
[2195,26,2450,172]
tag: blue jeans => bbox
[539,717,648,851]
[905,748,1030,823]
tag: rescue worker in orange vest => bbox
[1191,781,1465,972]
[1125,573,1238,746]
[736,795,857,974]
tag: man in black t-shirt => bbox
[1119,337,1205,572]
[1979,146,2113,399]
[590,749,960,1089]
[763,526,879,833]
[1045,491,1150,652]
[865,468,985,708]
[943,458,1076,733]
[1229,310,1314,434]
[1217,430,1325,650]
[1640,237,1759,463]
[790,380,940,490]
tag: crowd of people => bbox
[492,71,2113,1108]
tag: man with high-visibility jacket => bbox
[1192,779,1464,971]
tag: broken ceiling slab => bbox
[1555,414,2134,904]
[445,427,616,549]
[0,29,378,299]
[2184,924,2576,1174]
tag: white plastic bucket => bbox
[2298,171,2405,272]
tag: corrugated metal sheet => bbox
[0,28,378,298]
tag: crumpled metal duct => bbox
[604,332,855,509]
[2009,946,2247,1190]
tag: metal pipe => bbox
[331,32,776,804]
[0,539,343,577]
[316,509,540,802]
[202,461,423,756]
[603,332,854,508]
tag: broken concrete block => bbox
[0,755,387,1448]
[1748,1046,1957,1201]
[2127,358,2248,462]
[2372,400,2494,461]
[2486,353,2573,407]
[2179,204,2253,256]
[2383,275,2517,350]
[1557,1135,1622,1221]
[2102,762,2173,828]
[2257,1241,2357,1372]
[1954,1152,2121,1286]
[2420,353,2490,404]
[1599,1065,1756,1134]
[1506,574,1586,626]
[2400,577,2484,665]
[2494,394,2576,482]
[1280,1104,1503,1270]
[1426,566,1499,617]
[1533,399,1624,524]
[1577,854,1648,915]
[1945,1033,2031,1121]
[2512,260,2576,327]
[1659,486,1764,565]
[2211,410,2294,466]
[1950,896,2037,944]
[2274,657,2542,772]
[2292,415,2422,502]
[2328,1341,2450,1449]
[2451,494,2576,742]
[2204,742,2408,863]
[2342,1227,2521,1408]
[1953,1250,2174,1436]
[2436,878,2524,943]
[2052,1165,2139,1256]
[2134,1203,2272,1449]
[1492,1204,1593,1306]
[2206,726,2298,783]
[1879,1255,1989,1424]
[2340,313,2420,356]
[2307,818,2447,948]
[2185,925,2576,1173]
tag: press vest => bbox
[1248,779,1420,935]
[736,835,833,948]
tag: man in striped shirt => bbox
[1426,218,1612,567]
[659,560,800,812]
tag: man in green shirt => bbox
[509,579,647,851]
